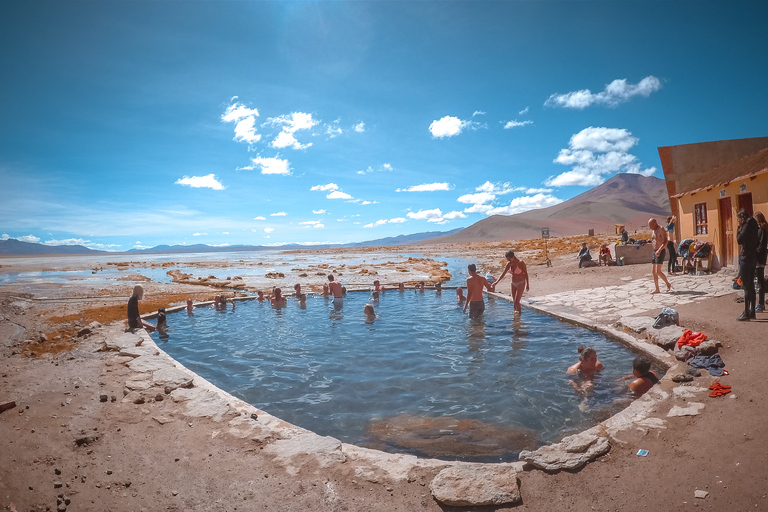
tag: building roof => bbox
[672,146,768,198]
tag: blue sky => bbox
[1,1,767,250]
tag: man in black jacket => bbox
[736,209,759,321]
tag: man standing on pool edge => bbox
[463,264,494,319]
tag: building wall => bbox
[676,174,768,268]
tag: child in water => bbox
[567,346,604,393]
[456,287,465,302]
[257,291,265,301]
[364,303,376,319]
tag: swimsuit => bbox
[509,263,525,287]
[468,300,485,318]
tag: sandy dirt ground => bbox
[2,237,767,511]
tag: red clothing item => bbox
[676,329,708,348]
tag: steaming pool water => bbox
[153,290,642,462]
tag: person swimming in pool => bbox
[257,291,266,302]
[398,282,405,292]
[567,346,604,393]
[494,250,529,315]
[186,299,194,314]
[364,303,376,320]
[270,288,287,306]
[618,356,660,398]
[373,280,385,292]
[322,284,330,298]
[456,287,465,303]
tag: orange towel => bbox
[676,329,708,348]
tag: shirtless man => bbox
[462,264,494,319]
[649,218,672,294]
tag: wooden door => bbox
[719,197,733,266]
[738,193,754,216]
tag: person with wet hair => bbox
[456,287,465,303]
[619,356,659,398]
[568,346,604,393]
[363,303,376,319]
[127,284,156,332]
[270,287,287,306]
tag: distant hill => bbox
[426,173,670,244]
[0,239,100,255]
[347,228,465,247]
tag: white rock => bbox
[430,463,520,507]
[667,403,705,417]
[694,489,709,499]
[519,433,610,471]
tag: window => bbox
[694,202,708,235]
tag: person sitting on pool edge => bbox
[462,264,494,319]
[618,356,659,398]
[127,284,156,332]
[567,346,603,394]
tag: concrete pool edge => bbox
[108,290,696,506]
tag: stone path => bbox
[526,270,736,321]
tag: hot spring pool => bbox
[153,290,641,462]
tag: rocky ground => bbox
[2,239,767,511]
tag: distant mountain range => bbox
[0,174,670,255]
[427,173,670,244]
[0,228,465,256]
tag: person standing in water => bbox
[494,251,529,314]
[328,274,343,309]
[462,264,494,319]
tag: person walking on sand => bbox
[649,218,672,294]
[462,264,494,319]
[127,284,156,332]
[494,250,529,314]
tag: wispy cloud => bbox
[406,208,466,225]
[327,190,353,199]
[221,102,261,143]
[3,234,40,243]
[254,216,266,220]
[546,126,656,187]
[299,220,324,228]
[503,120,533,129]
[396,182,451,192]
[363,217,408,228]
[354,122,365,133]
[43,238,121,250]
[312,209,326,214]
[545,76,662,109]
[193,232,207,236]
[428,115,483,138]
[264,227,274,233]
[357,163,393,175]
[270,212,287,216]
[310,183,339,191]
[519,106,529,115]
[241,156,292,175]
[175,174,225,190]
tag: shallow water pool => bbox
[154,291,639,462]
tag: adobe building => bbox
[658,136,768,269]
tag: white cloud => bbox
[360,200,378,205]
[299,220,324,228]
[325,125,343,138]
[271,131,312,150]
[43,238,121,251]
[406,208,464,225]
[429,115,468,138]
[546,126,656,187]
[519,106,529,115]
[1,233,9,240]
[175,174,225,190]
[311,183,339,191]
[357,163,393,175]
[264,227,274,233]
[254,216,266,220]
[17,234,41,243]
[363,217,407,228]
[396,182,451,192]
[480,193,564,216]
[192,232,207,236]
[457,192,496,204]
[245,156,291,175]
[354,122,365,133]
[312,209,326,214]
[222,232,229,235]
[503,120,533,129]
[267,112,317,149]
[327,190,352,199]
[222,102,261,143]
[545,75,662,109]
[463,204,494,214]
[270,212,287,216]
